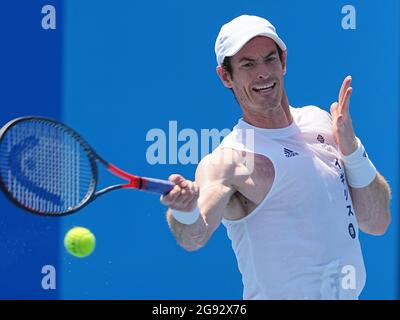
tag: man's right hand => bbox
[162,151,238,251]
[160,174,199,212]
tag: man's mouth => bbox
[252,82,276,93]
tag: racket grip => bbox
[143,177,175,195]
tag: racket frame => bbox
[0,116,164,217]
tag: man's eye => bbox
[266,56,276,62]
[242,63,254,68]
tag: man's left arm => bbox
[330,76,392,235]
[350,173,391,235]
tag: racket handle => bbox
[143,177,175,195]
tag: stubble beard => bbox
[238,82,282,114]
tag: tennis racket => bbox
[0,116,175,216]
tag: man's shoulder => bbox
[197,146,272,185]
[197,147,256,181]
[293,105,330,115]
[199,147,244,169]
[292,105,332,123]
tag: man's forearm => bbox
[351,172,391,235]
[166,209,208,251]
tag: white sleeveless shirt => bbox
[219,106,366,300]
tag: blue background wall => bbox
[0,0,398,299]
[0,1,62,299]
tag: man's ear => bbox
[216,66,233,89]
[281,50,287,75]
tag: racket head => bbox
[0,117,98,216]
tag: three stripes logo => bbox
[284,148,299,158]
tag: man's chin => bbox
[254,99,281,111]
[253,96,278,107]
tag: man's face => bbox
[221,36,287,112]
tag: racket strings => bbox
[0,120,95,214]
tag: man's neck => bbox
[242,92,292,129]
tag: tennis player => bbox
[161,15,391,299]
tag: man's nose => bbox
[256,64,269,80]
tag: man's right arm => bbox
[162,149,238,251]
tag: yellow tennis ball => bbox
[64,227,96,258]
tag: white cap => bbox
[215,15,287,65]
